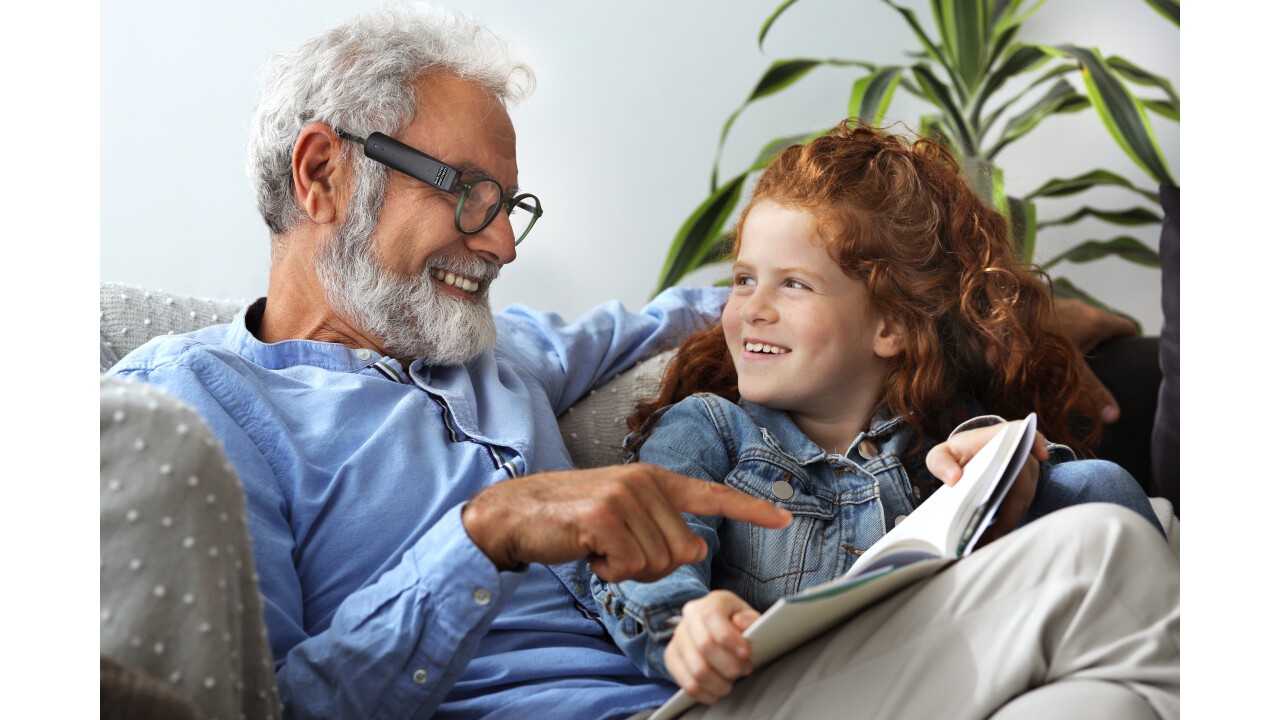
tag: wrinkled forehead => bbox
[400,71,518,186]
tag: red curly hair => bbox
[630,120,1100,455]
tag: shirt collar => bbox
[223,298,406,378]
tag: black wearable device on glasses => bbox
[340,130,460,193]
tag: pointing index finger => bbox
[662,476,792,529]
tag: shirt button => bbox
[771,480,795,500]
[412,668,429,685]
[356,349,372,361]
[857,440,877,460]
[473,588,491,606]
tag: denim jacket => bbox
[590,392,1073,680]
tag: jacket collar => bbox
[738,399,908,466]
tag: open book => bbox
[649,414,1038,720]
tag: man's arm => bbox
[1053,297,1139,424]
[497,286,728,415]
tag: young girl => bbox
[591,121,1162,703]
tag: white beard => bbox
[317,198,500,365]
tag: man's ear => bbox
[292,123,348,226]
[873,314,907,359]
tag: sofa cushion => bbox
[555,350,675,469]
[100,282,243,372]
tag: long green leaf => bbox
[850,66,904,124]
[1038,205,1161,228]
[933,0,990,94]
[1106,55,1179,104]
[758,0,802,49]
[655,174,747,294]
[992,0,1047,37]
[988,79,1088,159]
[1042,235,1160,269]
[972,44,1050,125]
[982,23,1019,79]
[1027,169,1160,204]
[750,131,824,169]
[1049,44,1176,186]
[882,0,969,104]
[912,63,976,153]
[711,58,872,189]
[1142,99,1179,121]
[978,62,1074,142]
[1143,0,1179,26]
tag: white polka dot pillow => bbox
[100,283,244,372]
[556,349,674,469]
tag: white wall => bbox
[101,0,1178,333]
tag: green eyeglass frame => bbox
[335,128,543,245]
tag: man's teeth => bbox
[431,269,479,293]
[746,342,788,355]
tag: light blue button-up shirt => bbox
[106,287,728,719]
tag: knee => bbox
[1036,502,1166,557]
[1045,459,1145,504]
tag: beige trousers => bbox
[678,503,1179,720]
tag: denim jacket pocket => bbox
[718,453,837,609]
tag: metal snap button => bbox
[356,348,372,361]
[857,439,877,460]
[771,480,795,500]
[412,668,429,684]
[473,588,491,606]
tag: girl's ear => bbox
[873,315,907,359]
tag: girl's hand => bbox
[926,422,1049,547]
[664,590,760,704]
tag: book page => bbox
[852,414,1035,576]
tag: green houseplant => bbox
[654,0,1179,318]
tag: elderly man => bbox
[104,5,1177,720]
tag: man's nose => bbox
[465,212,517,266]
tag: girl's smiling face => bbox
[722,200,903,436]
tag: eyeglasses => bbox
[335,128,543,245]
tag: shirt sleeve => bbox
[275,504,524,718]
[495,286,729,415]
[109,353,526,719]
[590,396,733,680]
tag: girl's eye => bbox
[735,276,757,287]
[784,279,809,290]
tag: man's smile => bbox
[431,267,481,293]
